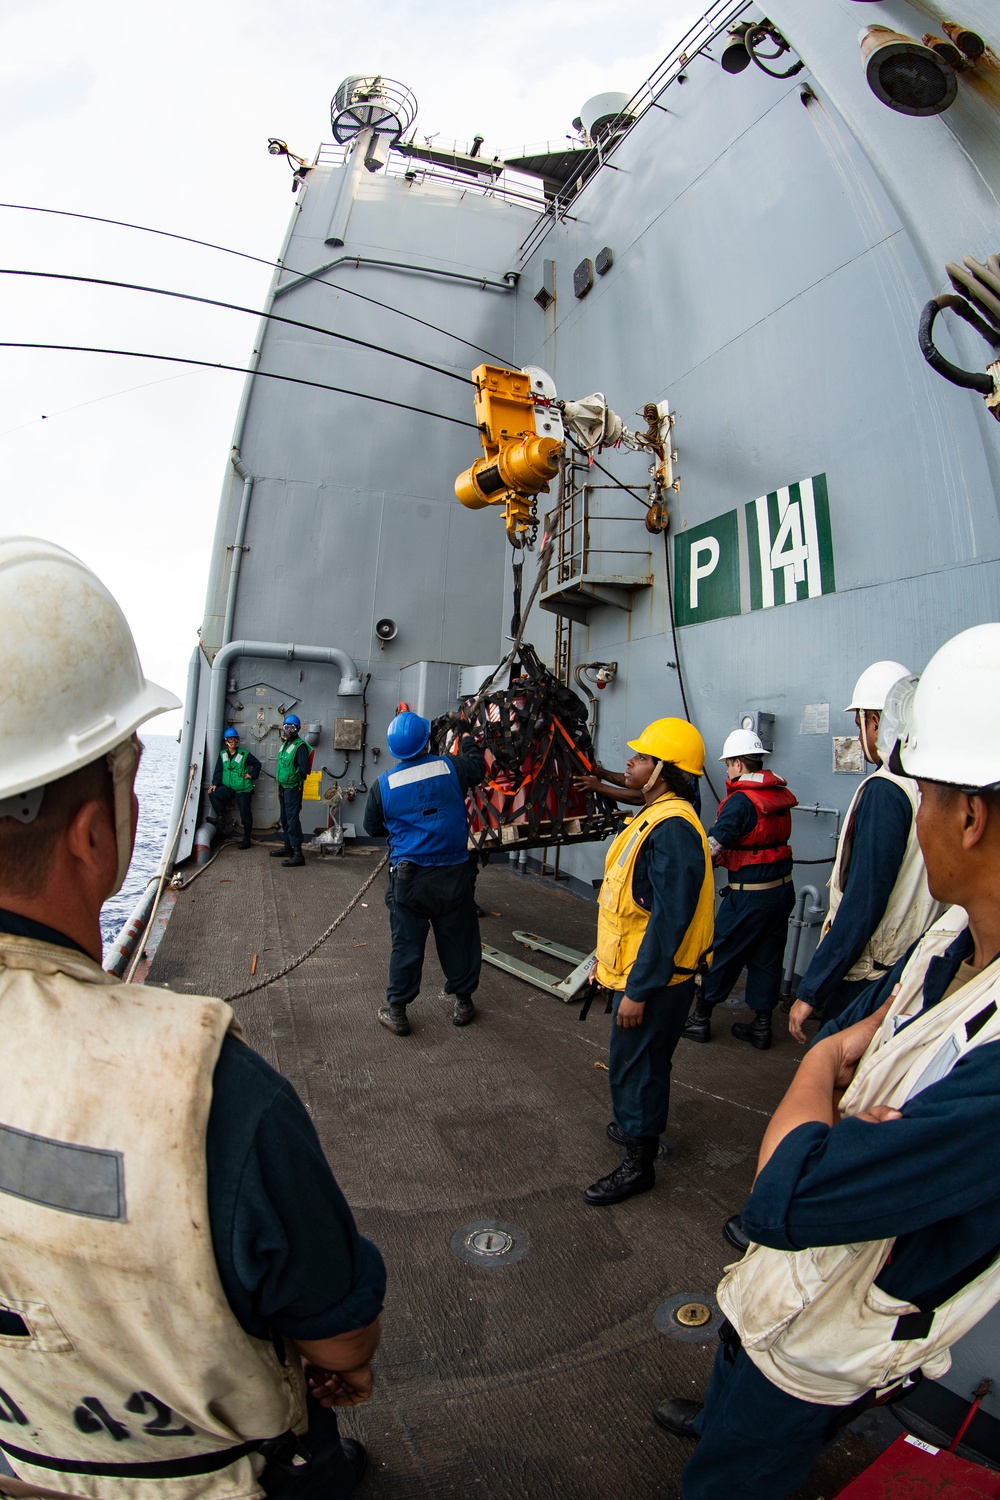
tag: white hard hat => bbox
[844,660,911,714]
[889,624,1000,790]
[719,728,770,761]
[0,535,178,808]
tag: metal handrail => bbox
[515,0,751,265]
[313,142,548,211]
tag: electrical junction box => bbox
[741,710,775,751]
[334,717,364,750]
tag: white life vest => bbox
[717,918,1000,1405]
[821,766,945,983]
[0,936,306,1499]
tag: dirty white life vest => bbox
[821,766,945,983]
[0,935,306,1499]
[717,918,1000,1405]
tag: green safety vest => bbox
[275,737,308,789]
[221,748,254,793]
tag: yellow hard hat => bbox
[628,718,705,776]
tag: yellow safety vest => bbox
[0,936,306,1499]
[595,794,714,991]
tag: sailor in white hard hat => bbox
[788,660,945,1045]
[660,623,1000,1500]
[681,727,797,1053]
[0,538,382,1498]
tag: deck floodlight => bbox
[721,23,752,74]
[860,27,959,117]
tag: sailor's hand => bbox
[856,1103,903,1125]
[617,996,645,1029]
[206,784,216,793]
[304,1361,375,1408]
[788,999,815,1045]
[815,997,894,1090]
[574,773,602,793]
[587,958,598,985]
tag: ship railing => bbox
[515,0,752,266]
[314,141,548,212]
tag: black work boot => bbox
[723,1214,750,1253]
[281,851,306,868]
[681,997,713,1043]
[452,996,476,1026]
[377,1004,411,1036]
[584,1138,656,1206]
[731,1011,772,1050]
[270,844,293,859]
[652,1399,703,1438]
[238,836,252,850]
[606,1121,661,1157]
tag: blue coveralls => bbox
[702,793,794,1015]
[610,816,708,1139]
[682,926,1000,1499]
[796,777,911,1022]
[363,740,485,1008]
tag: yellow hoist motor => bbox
[455,365,564,543]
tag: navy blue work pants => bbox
[608,978,694,1139]
[209,786,254,835]
[702,883,795,1014]
[682,1341,854,1499]
[279,787,304,850]
[261,1393,357,1498]
[384,872,481,1006]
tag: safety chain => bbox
[222,853,388,1002]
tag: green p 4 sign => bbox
[673,473,836,626]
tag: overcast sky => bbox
[1,0,704,733]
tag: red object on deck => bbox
[834,1433,1000,1497]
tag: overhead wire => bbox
[0,267,472,386]
[0,343,479,430]
[0,202,514,363]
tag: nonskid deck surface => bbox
[147,846,878,1498]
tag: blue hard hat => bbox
[283,714,301,728]
[387,711,431,760]
[224,726,239,739]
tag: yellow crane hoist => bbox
[454,365,564,544]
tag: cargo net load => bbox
[432,644,620,852]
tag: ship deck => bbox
[146,841,888,1498]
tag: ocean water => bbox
[100,733,180,950]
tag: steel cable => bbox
[0,267,471,385]
[222,853,388,1002]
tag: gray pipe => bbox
[207,640,364,769]
[161,645,203,869]
[326,130,372,246]
[782,884,824,998]
[274,252,519,301]
[222,453,254,647]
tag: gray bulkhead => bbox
[189,159,534,843]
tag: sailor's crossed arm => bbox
[755,998,896,1177]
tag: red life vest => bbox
[715,771,797,872]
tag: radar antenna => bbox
[330,75,417,147]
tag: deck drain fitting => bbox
[655,1292,723,1344]
[449,1220,530,1268]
